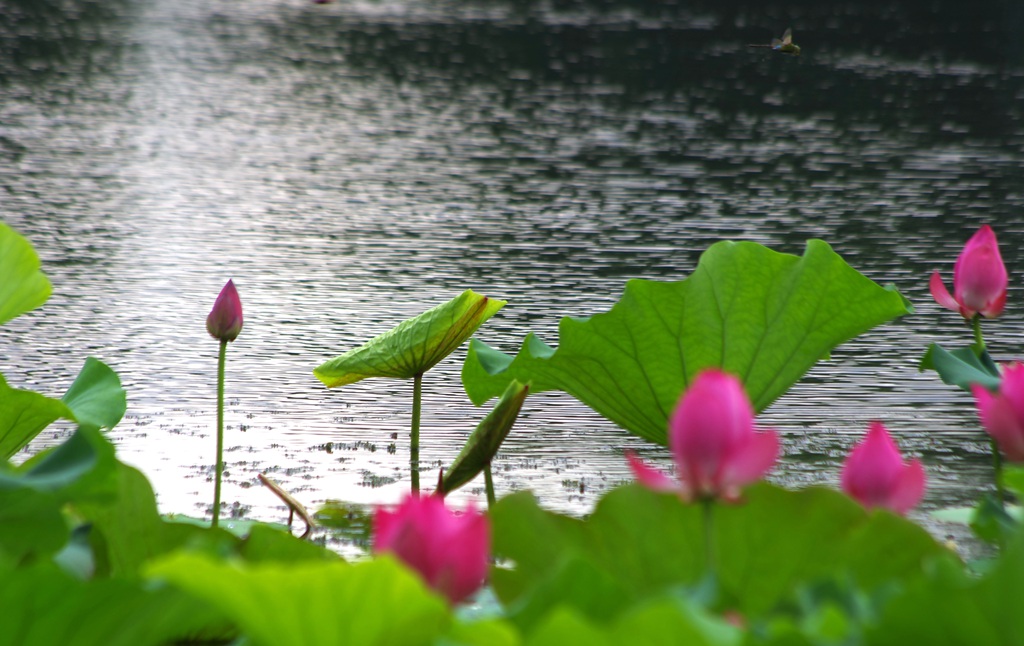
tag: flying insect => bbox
[748,28,801,55]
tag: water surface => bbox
[2,0,1023,546]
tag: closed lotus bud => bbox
[373,494,490,605]
[206,280,243,342]
[930,225,1007,319]
[841,422,926,515]
[627,369,779,503]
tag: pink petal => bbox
[626,451,683,495]
[887,458,926,515]
[974,385,1024,462]
[206,279,244,342]
[721,429,780,489]
[929,271,960,313]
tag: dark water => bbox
[2,0,1024,543]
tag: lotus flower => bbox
[627,369,780,502]
[841,422,926,515]
[373,494,490,605]
[206,279,243,342]
[972,363,1024,462]
[930,225,1007,319]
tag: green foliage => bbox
[314,289,506,388]
[0,563,228,646]
[0,221,52,326]
[61,357,127,432]
[489,484,946,625]
[0,357,126,459]
[440,380,529,495]
[462,240,911,444]
[146,553,451,646]
[919,343,1001,392]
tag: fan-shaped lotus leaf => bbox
[462,240,912,444]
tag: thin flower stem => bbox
[411,372,423,495]
[702,498,715,575]
[972,316,1005,506]
[991,437,1006,506]
[484,462,496,508]
[213,340,227,528]
[972,314,986,354]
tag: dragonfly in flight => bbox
[748,28,801,55]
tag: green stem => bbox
[702,498,715,576]
[411,373,423,495]
[213,340,227,528]
[972,314,986,354]
[972,316,1004,505]
[991,437,1006,506]
[484,462,496,508]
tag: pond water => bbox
[2,0,1023,547]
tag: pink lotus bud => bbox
[373,494,490,605]
[627,369,779,502]
[930,225,1007,319]
[206,280,243,342]
[972,363,1024,462]
[841,422,926,515]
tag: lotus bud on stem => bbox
[207,279,243,528]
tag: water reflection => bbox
[0,0,1022,548]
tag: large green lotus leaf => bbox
[0,562,229,646]
[147,553,450,646]
[462,240,911,444]
[440,380,529,495]
[0,372,74,459]
[0,221,52,326]
[490,484,945,620]
[865,532,1024,646]
[61,357,127,431]
[0,426,119,562]
[315,290,506,388]
[1,358,125,459]
[525,597,741,646]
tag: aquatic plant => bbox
[841,422,926,515]
[626,369,779,503]
[8,219,1024,643]
[314,290,505,494]
[929,224,1007,322]
[462,239,912,445]
[973,363,1024,463]
[207,279,244,528]
[373,493,490,605]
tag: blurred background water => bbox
[1,0,1023,544]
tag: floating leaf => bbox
[315,289,506,388]
[462,240,911,444]
[0,221,52,326]
[147,553,450,646]
[920,343,1001,392]
[440,380,529,495]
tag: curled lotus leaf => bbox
[314,289,506,388]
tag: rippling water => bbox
[2,0,1023,543]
